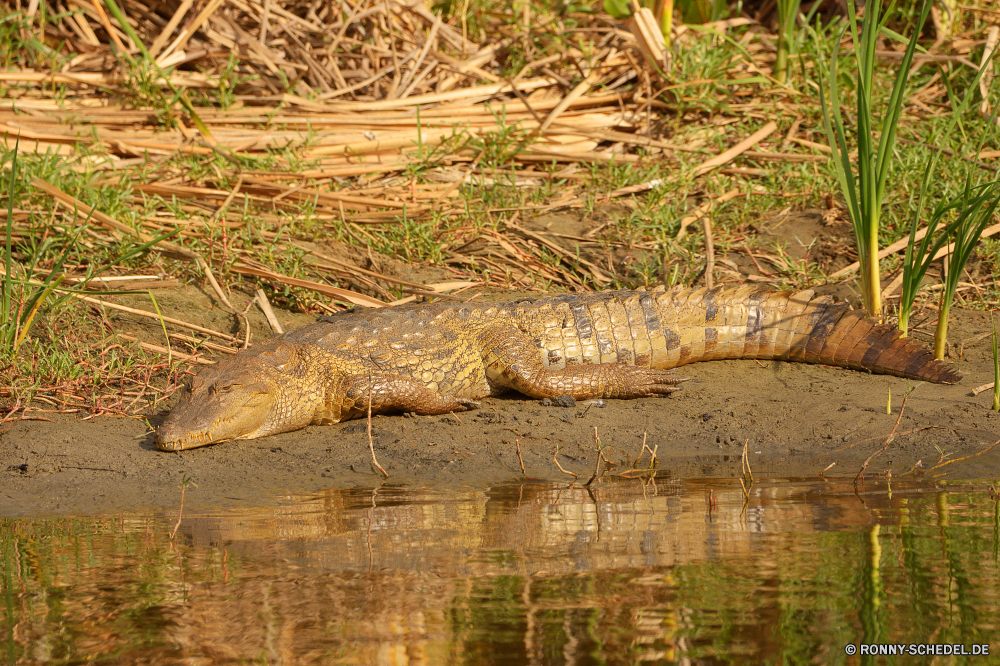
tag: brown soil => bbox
[3,305,998,518]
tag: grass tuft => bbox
[813,0,930,320]
[933,180,1000,359]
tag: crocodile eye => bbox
[214,383,240,395]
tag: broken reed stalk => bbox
[553,445,577,479]
[854,386,915,486]
[254,287,284,335]
[367,375,388,478]
[169,473,194,540]
[971,381,997,396]
[585,426,610,486]
[633,432,657,469]
[992,314,999,412]
[74,294,240,342]
[701,213,715,290]
[691,122,777,178]
[621,432,657,478]
[739,439,754,500]
[118,334,215,364]
[929,438,1000,472]
[516,438,525,474]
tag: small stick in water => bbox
[368,376,388,478]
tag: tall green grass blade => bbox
[147,291,172,366]
[875,1,930,195]
[775,0,801,83]
[815,22,866,305]
[813,0,929,320]
[898,44,998,336]
[2,139,18,348]
[933,181,1000,359]
[931,72,1000,358]
[13,274,63,350]
[991,314,998,412]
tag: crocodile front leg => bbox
[481,326,684,399]
[326,375,480,421]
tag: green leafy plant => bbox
[603,0,631,18]
[775,0,801,83]
[896,41,998,338]
[814,0,931,320]
[933,180,1000,359]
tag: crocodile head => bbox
[155,344,322,451]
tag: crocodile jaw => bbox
[155,341,326,451]
[155,381,278,451]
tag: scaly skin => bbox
[155,285,961,451]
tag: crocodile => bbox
[155,285,960,451]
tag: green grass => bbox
[933,180,1000,359]
[2,143,78,355]
[3,0,1000,418]
[774,0,802,84]
[813,0,930,320]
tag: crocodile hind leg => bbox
[481,327,685,399]
[331,375,480,421]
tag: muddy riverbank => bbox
[3,304,998,517]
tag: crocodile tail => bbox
[660,286,960,384]
[773,299,960,383]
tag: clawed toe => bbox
[644,370,688,386]
[457,398,482,410]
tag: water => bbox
[2,477,999,665]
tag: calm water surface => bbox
[2,477,999,665]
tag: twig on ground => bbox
[169,473,195,540]
[255,288,284,335]
[854,386,916,486]
[367,376,388,478]
[740,439,754,500]
[585,426,611,486]
[552,445,577,479]
[930,438,1000,472]
[832,426,941,452]
[691,121,778,177]
[702,213,715,290]
[972,382,996,396]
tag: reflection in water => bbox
[2,477,999,664]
